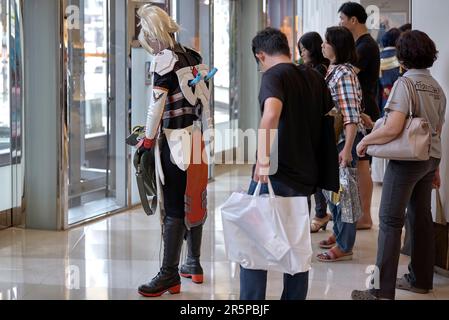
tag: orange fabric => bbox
[185,129,208,227]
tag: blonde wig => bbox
[137,5,180,54]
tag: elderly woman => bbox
[352,30,446,300]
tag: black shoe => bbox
[138,271,181,297]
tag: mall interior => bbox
[0,0,448,300]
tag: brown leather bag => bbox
[367,77,431,161]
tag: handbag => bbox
[221,179,312,275]
[327,107,344,144]
[367,77,431,161]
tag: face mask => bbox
[139,31,163,55]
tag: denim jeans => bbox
[328,133,362,253]
[239,179,309,300]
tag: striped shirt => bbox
[325,63,363,144]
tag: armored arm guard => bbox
[144,50,178,140]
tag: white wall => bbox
[413,0,449,221]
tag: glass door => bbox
[0,0,24,230]
[0,0,11,229]
[214,0,240,156]
[64,0,127,226]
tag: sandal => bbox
[317,247,353,263]
[319,235,336,249]
[310,214,332,233]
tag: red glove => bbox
[137,137,155,150]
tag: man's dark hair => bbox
[382,28,401,48]
[252,27,291,59]
[325,26,357,65]
[397,30,438,69]
[399,23,412,33]
[299,32,329,67]
[338,2,368,24]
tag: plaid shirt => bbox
[326,64,363,144]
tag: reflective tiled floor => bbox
[1,165,448,300]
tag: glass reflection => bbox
[0,0,10,165]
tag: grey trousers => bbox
[374,158,440,299]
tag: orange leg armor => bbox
[184,127,208,228]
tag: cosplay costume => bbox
[138,42,215,297]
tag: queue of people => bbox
[134,2,446,301]
[245,1,445,301]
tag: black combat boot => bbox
[180,224,204,284]
[138,216,186,297]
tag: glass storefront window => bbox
[65,0,127,225]
[214,0,230,125]
[83,0,107,136]
[266,0,296,61]
[360,0,411,47]
[174,0,210,65]
[0,0,9,166]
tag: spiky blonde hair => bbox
[137,5,180,54]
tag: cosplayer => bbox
[136,5,215,297]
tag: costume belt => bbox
[162,106,200,120]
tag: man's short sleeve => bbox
[259,71,284,111]
[384,79,410,116]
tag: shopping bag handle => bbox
[252,178,276,199]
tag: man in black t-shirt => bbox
[339,2,381,230]
[239,28,338,301]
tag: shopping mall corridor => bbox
[1,165,449,300]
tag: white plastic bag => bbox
[221,179,312,275]
[371,157,389,183]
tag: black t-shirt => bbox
[256,63,332,195]
[355,34,381,120]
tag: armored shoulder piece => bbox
[150,49,178,76]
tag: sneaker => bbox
[396,276,429,294]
